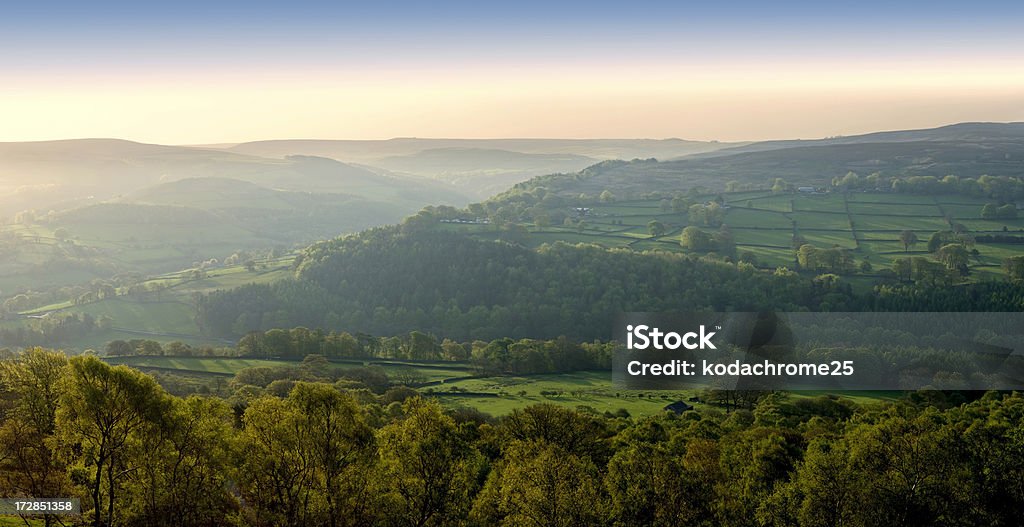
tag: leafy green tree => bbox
[56,356,170,527]
[378,398,482,527]
[472,441,605,527]
[1003,255,1024,280]
[291,383,376,527]
[681,226,712,252]
[647,221,667,237]
[0,348,71,525]
[501,404,609,460]
[796,244,818,270]
[899,230,918,252]
[936,243,969,271]
[771,178,790,194]
[126,396,238,527]
[605,442,710,527]
[238,385,376,527]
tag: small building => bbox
[797,186,816,193]
[663,400,694,414]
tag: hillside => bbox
[373,148,599,198]
[223,138,739,198]
[0,139,283,215]
[225,137,737,162]
[6,123,1024,349]
[683,121,1024,159]
[0,167,466,293]
[504,123,1024,199]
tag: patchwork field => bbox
[102,356,898,417]
[458,190,1024,274]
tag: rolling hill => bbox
[222,138,740,197]
[0,139,467,216]
[506,123,1024,199]
[0,142,471,291]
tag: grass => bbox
[462,190,1024,280]
[105,356,474,383]
[429,371,703,416]
[7,258,296,350]
[790,211,851,230]
[101,357,898,418]
[724,208,792,228]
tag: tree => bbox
[0,348,71,524]
[606,442,708,527]
[936,243,969,272]
[1003,256,1024,280]
[56,356,170,527]
[713,224,735,256]
[739,251,759,266]
[127,396,238,527]
[599,190,616,203]
[290,383,376,527]
[899,230,919,252]
[378,398,482,527]
[797,244,819,270]
[681,226,712,252]
[238,386,376,527]
[688,204,707,226]
[647,221,666,237]
[927,231,957,252]
[472,441,605,527]
[788,438,863,527]
[771,178,790,194]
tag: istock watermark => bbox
[614,312,1024,391]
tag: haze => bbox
[3,0,1023,144]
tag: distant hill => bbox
[506,123,1024,199]
[37,174,459,271]
[0,139,467,216]
[682,122,1024,160]
[223,138,739,198]
[225,137,738,161]
[0,140,469,288]
[372,148,599,198]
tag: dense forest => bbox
[1,349,1022,527]
[196,228,849,339]
[196,227,1024,340]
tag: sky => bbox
[2,0,1023,144]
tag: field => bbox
[3,256,296,350]
[459,190,1024,276]
[105,355,475,384]
[104,356,897,417]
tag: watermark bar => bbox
[0,498,80,516]
[614,312,1024,391]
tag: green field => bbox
[8,190,1024,353]
[104,356,475,383]
[466,190,1024,278]
[103,356,898,417]
[4,257,297,350]
[430,371,705,416]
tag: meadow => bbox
[453,190,1024,276]
[103,355,897,417]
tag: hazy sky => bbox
[3,0,1023,143]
